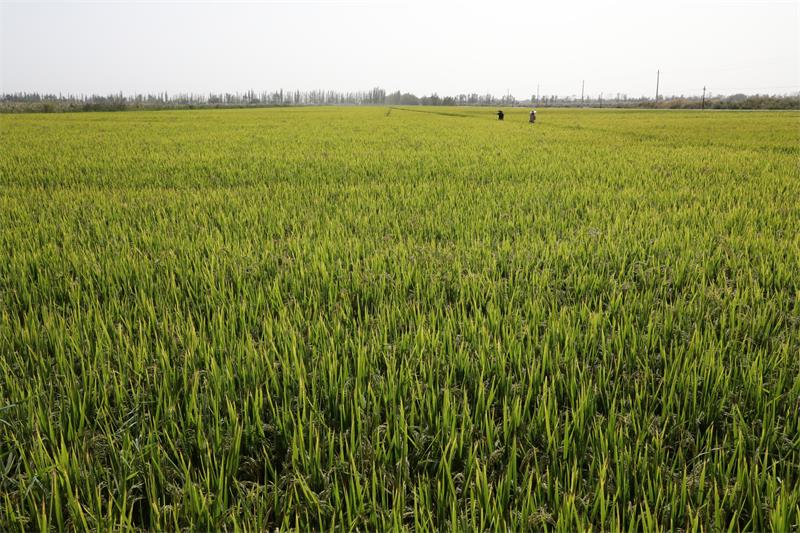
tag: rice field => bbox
[1,106,799,530]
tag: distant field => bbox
[1,107,799,530]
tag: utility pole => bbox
[537,84,540,104]
[581,80,585,107]
[655,70,660,103]
[599,92,603,108]
[701,86,706,110]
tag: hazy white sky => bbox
[1,0,798,98]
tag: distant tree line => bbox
[400,91,800,110]
[652,94,799,110]
[529,93,799,110]
[0,88,387,113]
[384,91,518,106]
[1,88,797,112]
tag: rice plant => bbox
[1,107,798,530]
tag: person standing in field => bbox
[497,110,504,120]
[529,109,536,124]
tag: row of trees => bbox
[651,94,799,110]
[545,93,800,110]
[384,92,518,106]
[1,88,797,112]
[0,88,388,112]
